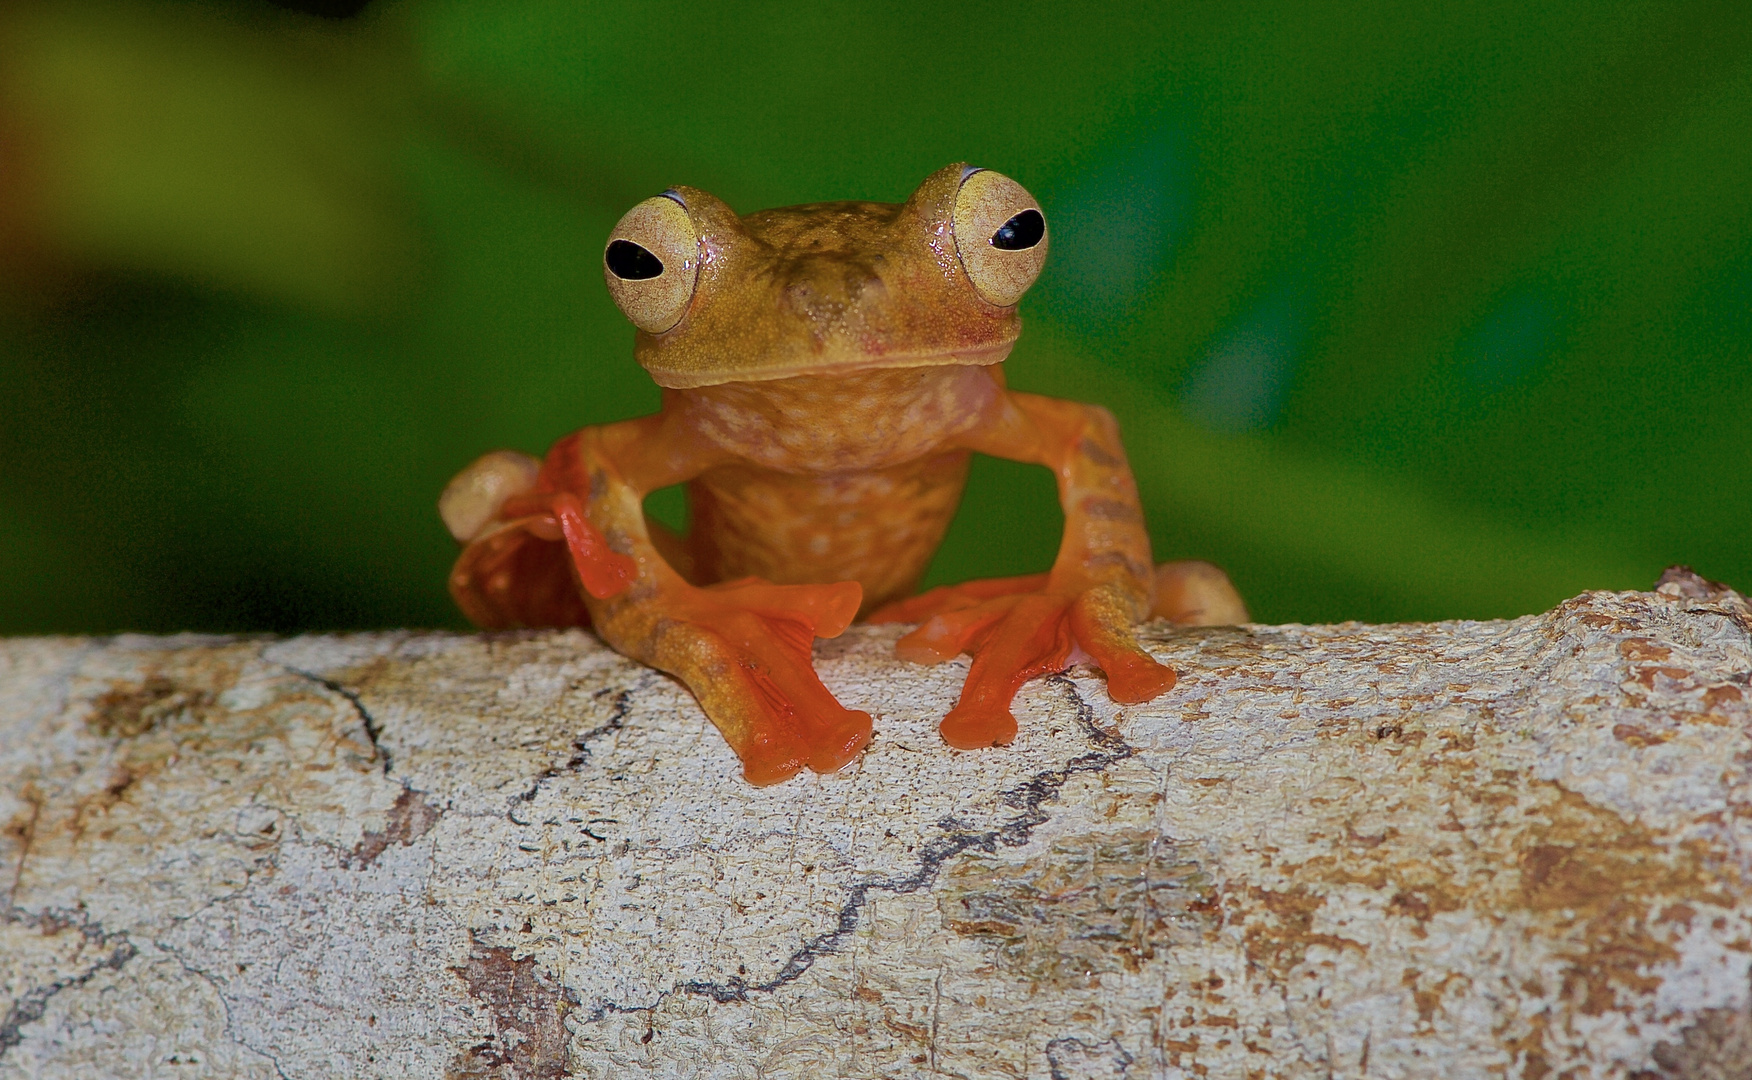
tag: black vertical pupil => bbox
[606,240,665,280]
[990,209,1045,251]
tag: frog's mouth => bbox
[639,341,1016,390]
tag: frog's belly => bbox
[688,450,971,614]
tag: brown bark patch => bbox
[1613,724,1674,747]
[1239,883,1366,979]
[1655,566,1736,601]
[1619,639,1673,663]
[939,827,1218,987]
[1244,703,1738,1049]
[447,941,572,1080]
[88,675,214,738]
[1702,685,1743,708]
[342,787,441,869]
[1632,990,1752,1080]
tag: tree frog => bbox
[440,164,1246,785]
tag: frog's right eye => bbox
[603,194,699,333]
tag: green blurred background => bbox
[0,0,1747,635]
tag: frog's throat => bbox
[641,342,1014,390]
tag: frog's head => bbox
[601,164,1048,389]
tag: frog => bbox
[439,163,1247,786]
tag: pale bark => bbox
[3,569,1751,1079]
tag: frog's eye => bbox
[603,193,700,333]
[951,169,1048,307]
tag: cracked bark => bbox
[281,664,391,775]
[0,908,136,1055]
[3,570,1752,1079]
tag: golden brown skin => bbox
[442,164,1247,785]
[633,168,1020,388]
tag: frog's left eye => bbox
[604,193,700,333]
[951,169,1048,307]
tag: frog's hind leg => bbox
[1152,560,1249,626]
[644,514,699,585]
[449,518,592,629]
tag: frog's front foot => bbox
[869,574,1176,749]
[617,577,873,785]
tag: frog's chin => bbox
[642,342,1015,389]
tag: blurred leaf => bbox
[0,0,1748,635]
[0,0,416,313]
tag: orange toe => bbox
[1099,651,1178,703]
[940,702,1019,749]
[737,722,808,786]
[894,595,1022,664]
[449,517,591,630]
[498,491,636,600]
[1069,585,1179,705]
[708,577,863,638]
[868,573,1050,624]
[939,594,1074,750]
[807,709,874,773]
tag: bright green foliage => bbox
[1,0,1747,632]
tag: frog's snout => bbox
[782,258,891,333]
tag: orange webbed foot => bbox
[936,593,1075,748]
[867,573,1050,627]
[884,578,1176,750]
[656,578,872,785]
